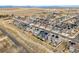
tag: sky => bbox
[0,0,79,6]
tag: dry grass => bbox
[0,19,55,52]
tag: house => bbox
[48,33,62,46]
[38,30,48,41]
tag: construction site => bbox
[0,8,79,53]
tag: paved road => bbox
[30,24,79,44]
